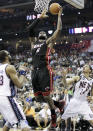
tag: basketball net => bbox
[34,0,51,13]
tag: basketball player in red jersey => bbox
[0,50,31,131]
[28,7,65,129]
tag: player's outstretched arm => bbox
[66,76,80,85]
[6,65,26,88]
[28,9,48,48]
[46,6,62,48]
[62,68,67,89]
[62,68,80,86]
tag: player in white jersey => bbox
[62,64,93,126]
[0,50,31,131]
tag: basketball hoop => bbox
[34,0,51,13]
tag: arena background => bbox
[0,0,93,131]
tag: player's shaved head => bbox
[0,50,11,63]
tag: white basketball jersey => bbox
[74,75,92,101]
[0,64,16,96]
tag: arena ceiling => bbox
[0,0,93,40]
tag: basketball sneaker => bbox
[49,114,57,130]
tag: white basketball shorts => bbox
[0,96,29,129]
[62,97,93,120]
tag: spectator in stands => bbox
[34,104,51,129]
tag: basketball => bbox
[49,3,60,15]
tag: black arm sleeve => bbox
[28,18,41,37]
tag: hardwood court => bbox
[0,128,19,131]
[0,128,20,131]
[0,128,43,131]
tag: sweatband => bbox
[19,70,26,76]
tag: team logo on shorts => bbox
[45,86,50,91]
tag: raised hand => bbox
[39,9,49,19]
[58,6,63,16]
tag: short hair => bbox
[85,64,92,72]
[0,50,9,63]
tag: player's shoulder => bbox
[6,64,16,73]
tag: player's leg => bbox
[39,67,64,128]
[35,94,57,128]
[38,68,56,128]
[53,100,65,114]
[80,101,93,126]
[3,121,13,131]
[34,94,57,128]
[3,125,10,131]
[42,67,65,112]
[65,95,72,131]
[0,96,11,131]
[32,69,42,97]
[66,117,71,131]
[0,96,30,131]
[34,115,42,128]
[9,98,31,131]
[89,120,93,127]
[44,117,48,127]
[3,123,29,131]
[43,95,57,128]
[20,120,31,131]
[35,94,45,102]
